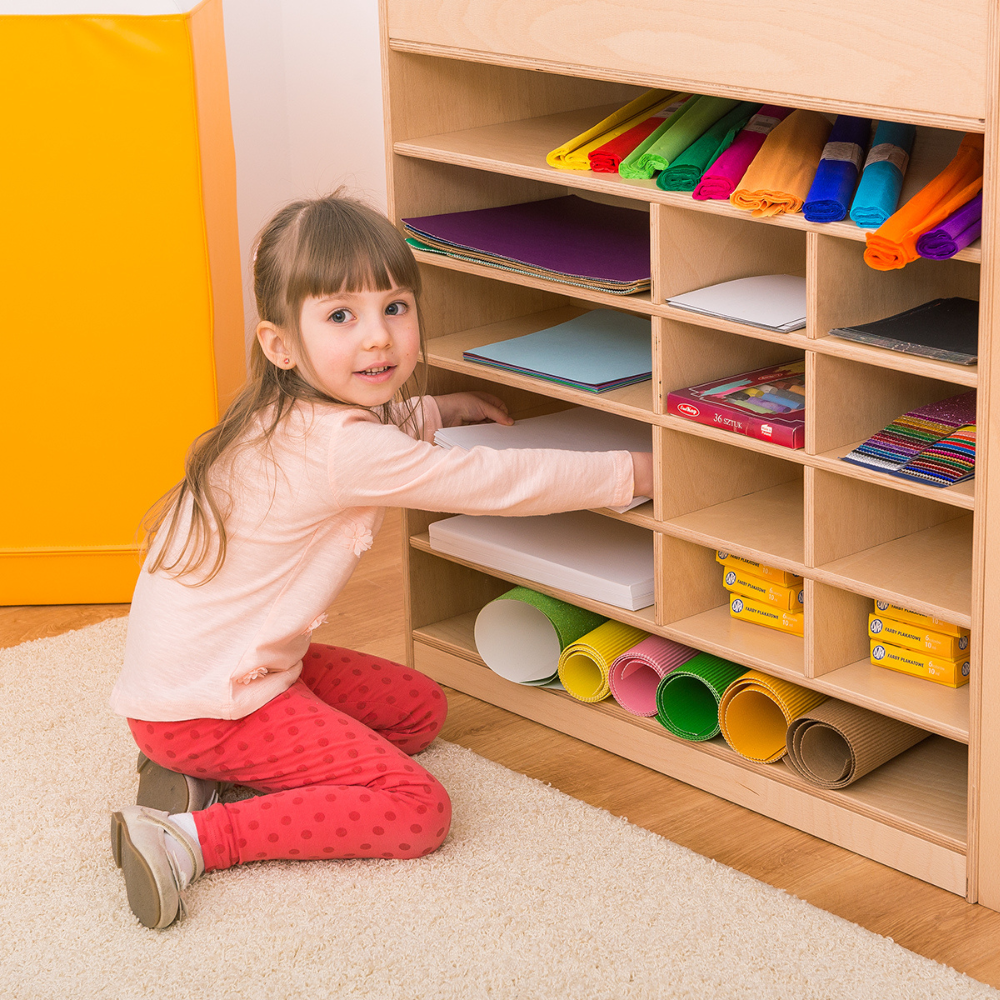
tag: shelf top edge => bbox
[387,38,986,135]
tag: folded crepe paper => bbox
[654,653,748,741]
[608,635,699,717]
[785,699,930,789]
[802,115,872,222]
[474,587,608,685]
[589,95,689,173]
[916,191,983,260]
[841,390,976,474]
[546,89,676,170]
[718,670,827,764]
[692,105,792,201]
[864,132,984,271]
[656,101,761,192]
[403,196,651,295]
[730,109,833,217]
[849,120,917,228]
[620,95,741,179]
[557,620,649,703]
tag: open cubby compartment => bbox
[809,229,979,384]
[656,427,804,569]
[419,266,659,422]
[390,158,655,311]
[657,317,805,417]
[804,579,970,742]
[807,468,973,627]
[653,203,808,335]
[656,535,805,681]
[806,352,977,509]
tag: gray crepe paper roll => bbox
[785,698,930,789]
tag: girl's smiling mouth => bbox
[354,364,396,383]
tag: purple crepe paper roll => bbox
[916,192,983,260]
[608,635,699,716]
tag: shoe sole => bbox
[111,811,166,929]
[136,761,194,814]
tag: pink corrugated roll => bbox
[608,635,700,717]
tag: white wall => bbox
[222,0,387,341]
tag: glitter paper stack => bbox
[841,391,977,486]
[868,600,971,687]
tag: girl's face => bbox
[261,286,420,406]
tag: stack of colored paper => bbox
[402,195,651,295]
[462,309,652,393]
[719,551,804,636]
[868,600,970,687]
[828,297,978,366]
[434,406,652,513]
[841,391,977,486]
[667,360,806,449]
[665,274,806,332]
[428,510,655,610]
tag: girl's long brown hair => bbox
[141,192,425,585]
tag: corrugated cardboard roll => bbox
[785,698,930,789]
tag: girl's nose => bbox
[362,317,393,349]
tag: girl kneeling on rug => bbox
[108,192,651,929]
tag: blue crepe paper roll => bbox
[803,115,872,223]
[849,121,917,229]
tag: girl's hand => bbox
[630,452,654,498]
[436,391,514,427]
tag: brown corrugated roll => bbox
[785,699,929,789]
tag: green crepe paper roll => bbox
[656,101,760,191]
[655,652,749,741]
[474,587,607,685]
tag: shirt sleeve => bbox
[328,409,635,515]
[385,396,442,443]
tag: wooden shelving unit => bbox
[380,0,1000,906]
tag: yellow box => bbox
[869,640,970,688]
[723,567,803,611]
[730,594,804,636]
[872,601,965,637]
[868,614,969,658]
[715,551,802,588]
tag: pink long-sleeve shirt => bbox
[110,397,634,722]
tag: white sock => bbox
[164,813,199,884]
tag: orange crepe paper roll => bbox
[864,132,984,270]
[729,109,832,217]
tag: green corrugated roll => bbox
[655,652,749,741]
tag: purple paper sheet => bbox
[916,192,983,260]
[403,196,650,284]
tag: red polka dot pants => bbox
[128,644,450,870]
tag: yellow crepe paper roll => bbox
[719,670,827,763]
[557,620,649,702]
[546,89,678,170]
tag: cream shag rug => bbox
[1,618,996,1000]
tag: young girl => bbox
[109,192,652,929]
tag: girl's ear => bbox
[257,321,295,369]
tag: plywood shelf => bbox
[813,514,974,627]
[396,109,981,262]
[808,335,978,388]
[412,638,968,870]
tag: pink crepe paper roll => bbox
[609,635,699,716]
[692,105,793,201]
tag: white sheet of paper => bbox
[666,274,807,332]
[429,510,654,611]
[434,407,652,513]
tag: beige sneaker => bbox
[135,752,221,813]
[110,805,205,929]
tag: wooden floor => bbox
[6,507,1000,989]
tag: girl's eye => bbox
[329,308,352,324]
[385,300,408,316]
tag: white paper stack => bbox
[666,274,807,332]
[434,407,653,513]
[428,510,654,610]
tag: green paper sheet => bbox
[655,652,749,741]
[656,101,760,192]
[619,96,741,180]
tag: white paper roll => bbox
[474,599,563,684]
